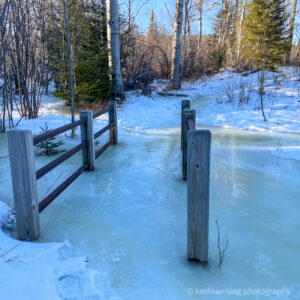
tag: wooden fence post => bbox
[187,130,211,262]
[80,110,95,170]
[181,100,190,149]
[182,109,195,180]
[108,101,118,145]
[7,130,40,241]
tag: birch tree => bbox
[288,0,298,49]
[181,0,189,77]
[62,0,75,137]
[106,0,124,100]
[236,0,247,62]
[169,0,184,90]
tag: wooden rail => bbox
[36,141,88,180]
[7,101,118,241]
[39,163,89,213]
[181,100,211,263]
[33,119,85,145]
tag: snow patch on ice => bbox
[245,252,276,277]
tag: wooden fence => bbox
[7,101,117,241]
[181,100,211,263]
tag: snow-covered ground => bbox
[182,67,300,134]
[0,67,299,299]
[181,67,300,162]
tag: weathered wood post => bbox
[187,130,211,262]
[108,101,118,145]
[181,100,190,149]
[80,110,95,170]
[7,130,40,241]
[182,109,195,180]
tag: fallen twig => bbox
[1,242,23,258]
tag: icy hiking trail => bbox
[1,91,300,299]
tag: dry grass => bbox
[74,102,107,113]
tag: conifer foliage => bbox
[36,123,65,156]
[47,0,111,103]
[242,0,290,70]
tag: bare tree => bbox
[258,31,272,122]
[0,0,13,133]
[62,0,75,137]
[106,0,124,100]
[169,0,184,90]
[5,0,47,120]
[197,0,203,51]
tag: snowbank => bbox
[181,67,300,134]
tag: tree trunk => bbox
[106,0,124,100]
[181,0,188,78]
[62,0,75,137]
[233,0,239,25]
[236,0,247,62]
[289,0,297,50]
[169,0,184,90]
[197,0,203,51]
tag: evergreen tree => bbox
[242,0,290,70]
[36,123,65,156]
[147,10,158,41]
[75,2,111,102]
[47,0,111,103]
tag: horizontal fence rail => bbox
[181,100,211,263]
[7,101,118,241]
[95,140,112,159]
[36,141,88,180]
[33,119,86,145]
[94,124,113,140]
[39,163,89,213]
[187,118,195,131]
[93,108,109,119]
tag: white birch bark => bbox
[236,0,247,61]
[289,0,297,45]
[106,0,124,99]
[62,0,75,136]
[169,0,184,90]
[181,0,188,77]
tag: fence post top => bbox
[182,99,190,104]
[188,129,211,137]
[7,129,32,135]
[80,110,93,115]
[183,109,196,114]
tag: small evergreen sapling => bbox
[36,123,65,155]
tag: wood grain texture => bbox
[187,129,211,262]
[7,130,40,241]
[182,109,195,180]
[181,100,190,149]
[80,110,95,171]
[108,101,118,145]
